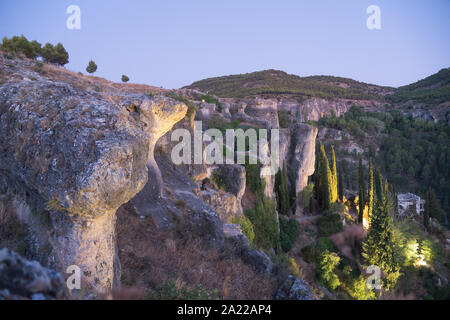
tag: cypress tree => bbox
[374,169,383,203]
[275,168,281,210]
[338,166,344,202]
[330,146,338,203]
[390,184,399,218]
[313,149,321,205]
[358,158,365,224]
[367,159,374,223]
[280,162,290,215]
[319,142,332,210]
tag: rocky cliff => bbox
[0,55,322,299]
[0,54,187,293]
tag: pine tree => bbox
[41,43,55,63]
[338,166,344,202]
[86,60,98,74]
[362,176,399,291]
[330,145,338,203]
[358,158,365,224]
[367,159,374,224]
[54,43,69,66]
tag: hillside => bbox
[0,39,449,302]
[184,69,392,100]
[387,67,450,105]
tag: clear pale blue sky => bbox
[1,0,449,89]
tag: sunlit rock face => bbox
[290,123,318,194]
[0,76,186,293]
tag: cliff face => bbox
[0,58,187,293]
[289,124,318,193]
[0,56,322,298]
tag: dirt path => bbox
[295,214,322,223]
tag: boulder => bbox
[200,190,243,223]
[276,275,316,300]
[0,248,65,300]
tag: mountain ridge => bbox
[184,68,450,105]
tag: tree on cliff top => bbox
[86,60,98,74]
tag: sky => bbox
[0,0,449,89]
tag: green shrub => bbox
[278,110,291,128]
[245,196,280,252]
[121,75,130,82]
[301,237,337,263]
[317,237,338,253]
[297,182,314,208]
[344,274,376,300]
[244,161,265,196]
[279,216,300,252]
[318,210,343,237]
[231,215,255,246]
[317,250,341,290]
[1,35,41,59]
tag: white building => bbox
[397,192,425,216]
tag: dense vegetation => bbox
[1,35,69,66]
[184,69,384,100]
[318,106,449,223]
[386,68,450,105]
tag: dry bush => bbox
[116,202,276,300]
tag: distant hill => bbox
[183,69,392,100]
[386,67,450,105]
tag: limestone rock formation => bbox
[201,190,243,223]
[289,123,318,193]
[210,165,246,200]
[0,64,187,293]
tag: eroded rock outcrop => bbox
[289,123,318,193]
[0,76,187,293]
[223,224,273,275]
